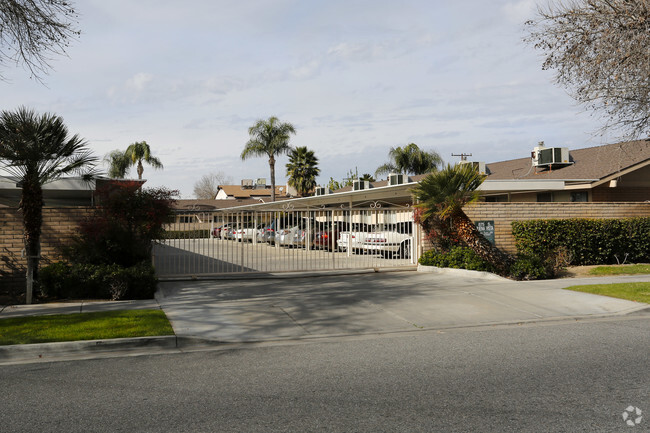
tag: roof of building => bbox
[173,197,291,210]
[485,139,650,181]
[217,185,291,199]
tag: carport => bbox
[153,182,421,278]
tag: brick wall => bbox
[0,207,94,290]
[462,202,650,254]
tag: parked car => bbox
[212,223,232,238]
[258,222,277,245]
[362,223,413,258]
[277,225,303,247]
[278,218,315,248]
[233,223,265,242]
[313,222,342,251]
[337,223,370,253]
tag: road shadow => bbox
[152,243,257,276]
[156,271,461,341]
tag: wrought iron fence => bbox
[153,204,418,277]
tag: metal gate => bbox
[153,204,419,278]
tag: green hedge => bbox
[38,261,158,300]
[419,246,497,273]
[163,229,211,239]
[511,218,650,266]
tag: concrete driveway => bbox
[155,269,650,343]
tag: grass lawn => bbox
[0,309,174,346]
[564,282,650,304]
[589,264,650,276]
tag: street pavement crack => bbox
[274,305,312,335]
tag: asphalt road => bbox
[2,313,649,432]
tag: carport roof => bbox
[216,177,572,211]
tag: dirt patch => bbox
[557,265,602,278]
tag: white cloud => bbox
[126,72,153,93]
[502,0,537,24]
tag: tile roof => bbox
[486,139,650,181]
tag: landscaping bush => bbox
[163,229,211,239]
[511,218,650,266]
[38,261,157,300]
[64,183,178,267]
[419,246,497,273]
[509,254,553,280]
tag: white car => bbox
[277,225,303,247]
[336,223,371,253]
[232,224,264,242]
[337,231,368,253]
[362,225,412,258]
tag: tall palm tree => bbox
[412,163,512,276]
[0,107,98,303]
[106,141,163,180]
[375,143,443,177]
[241,116,296,202]
[286,146,320,197]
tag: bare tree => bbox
[525,0,650,137]
[193,171,232,199]
[0,0,80,81]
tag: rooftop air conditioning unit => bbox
[532,147,570,167]
[458,161,487,175]
[255,178,267,188]
[353,179,370,191]
[241,179,254,188]
[388,173,407,185]
[314,186,331,196]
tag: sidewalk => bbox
[2,270,649,365]
[0,299,160,318]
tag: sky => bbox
[2,0,615,198]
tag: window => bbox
[536,192,553,202]
[570,191,588,202]
[484,195,508,202]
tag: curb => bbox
[417,264,510,281]
[0,335,179,364]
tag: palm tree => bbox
[106,141,163,180]
[241,116,296,202]
[104,149,130,178]
[0,107,98,303]
[286,146,320,197]
[412,163,512,276]
[375,143,443,177]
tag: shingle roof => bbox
[486,139,650,181]
[173,197,290,210]
[217,185,290,199]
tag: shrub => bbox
[39,261,157,300]
[510,254,552,280]
[419,246,497,273]
[512,218,650,266]
[163,229,210,239]
[65,184,178,267]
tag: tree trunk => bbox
[452,210,513,276]
[269,156,276,202]
[137,160,144,179]
[21,178,43,304]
